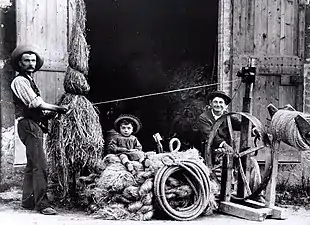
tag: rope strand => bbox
[92,79,241,106]
[270,110,310,151]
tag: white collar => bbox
[211,109,223,120]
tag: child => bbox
[107,114,143,157]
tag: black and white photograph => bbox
[0,0,310,224]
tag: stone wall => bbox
[0,1,18,189]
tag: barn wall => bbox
[217,0,310,187]
[277,2,310,188]
[0,0,68,188]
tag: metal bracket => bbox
[280,75,303,86]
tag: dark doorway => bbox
[86,0,218,150]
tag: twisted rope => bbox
[154,156,211,221]
[270,110,310,151]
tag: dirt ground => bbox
[0,187,310,225]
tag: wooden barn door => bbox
[230,0,306,162]
[15,0,68,103]
[14,0,68,165]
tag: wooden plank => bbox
[45,0,57,71]
[298,0,306,59]
[244,199,288,219]
[278,81,300,161]
[232,0,242,57]
[218,0,233,93]
[219,201,271,221]
[296,0,306,112]
[254,0,268,56]
[34,71,65,104]
[292,0,298,56]
[280,0,295,55]
[16,0,27,45]
[279,85,295,110]
[254,75,279,162]
[55,0,68,66]
[267,0,281,56]
[231,0,244,112]
[245,0,255,54]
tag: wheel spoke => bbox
[238,145,265,157]
[227,116,235,146]
[237,158,252,196]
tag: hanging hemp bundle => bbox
[64,67,90,95]
[47,94,105,197]
[47,0,105,201]
[68,25,90,75]
[270,110,310,151]
[75,0,87,32]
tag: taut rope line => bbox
[92,79,241,106]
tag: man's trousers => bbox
[17,118,49,211]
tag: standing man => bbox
[10,45,68,215]
[199,90,264,203]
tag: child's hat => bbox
[114,114,142,134]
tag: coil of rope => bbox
[270,110,310,151]
[154,155,211,221]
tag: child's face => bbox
[120,123,134,137]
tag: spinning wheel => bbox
[204,112,273,201]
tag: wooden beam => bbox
[234,56,303,75]
[265,142,279,207]
[219,201,271,221]
[244,199,288,219]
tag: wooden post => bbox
[220,154,234,201]
[265,142,279,207]
[237,59,255,198]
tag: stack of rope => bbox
[82,148,217,221]
[86,153,155,221]
[47,0,104,200]
[270,109,310,151]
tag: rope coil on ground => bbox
[154,155,211,221]
[270,110,310,151]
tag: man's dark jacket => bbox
[199,107,241,162]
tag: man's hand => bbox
[222,142,234,154]
[57,105,69,114]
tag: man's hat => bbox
[114,114,142,134]
[206,90,232,105]
[11,45,44,72]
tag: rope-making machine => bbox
[204,58,310,221]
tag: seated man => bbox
[199,90,264,202]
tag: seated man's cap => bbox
[206,90,231,105]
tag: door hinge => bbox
[280,75,303,86]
